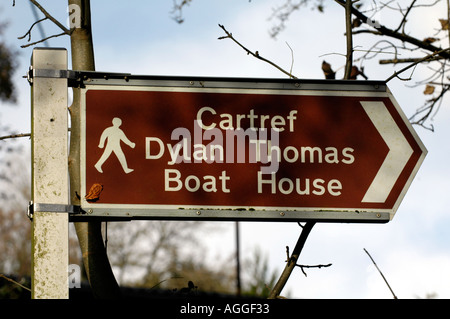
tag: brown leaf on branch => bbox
[439,19,449,30]
[423,37,439,44]
[423,85,435,95]
[352,18,362,29]
[321,60,335,79]
[350,66,368,80]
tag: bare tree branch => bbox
[17,0,71,48]
[0,133,31,141]
[296,263,332,277]
[218,24,298,79]
[29,0,70,34]
[20,31,68,48]
[335,0,450,60]
[410,84,450,131]
[379,56,445,64]
[0,274,31,292]
[286,41,295,76]
[385,48,450,82]
[284,245,332,276]
[268,222,315,299]
[394,0,417,33]
[18,17,48,42]
[364,248,397,299]
[347,0,450,129]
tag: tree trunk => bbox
[68,0,121,298]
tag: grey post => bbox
[31,48,69,299]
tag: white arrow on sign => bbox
[360,101,413,203]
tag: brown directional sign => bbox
[78,77,426,222]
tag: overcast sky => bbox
[2,1,450,299]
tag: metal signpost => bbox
[30,48,69,298]
[73,75,427,223]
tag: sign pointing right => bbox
[361,101,414,204]
[79,77,427,222]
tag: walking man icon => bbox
[95,117,135,174]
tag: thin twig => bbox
[379,56,445,64]
[285,245,332,276]
[0,132,31,141]
[394,0,417,33]
[218,24,298,79]
[150,276,184,290]
[385,48,450,82]
[20,31,68,48]
[285,41,295,77]
[410,84,450,130]
[268,222,315,299]
[18,17,48,41]
[296,263,332,277]
[363,248,397,299]
[18,0,71,48]
[0,274,31,292]
[29,0,70,34]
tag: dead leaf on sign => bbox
[85,183,103,202]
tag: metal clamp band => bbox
[27,67,78,83]
[27,201,83,220]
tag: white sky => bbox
[1,0,450,299]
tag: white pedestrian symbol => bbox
[95,117,136,174]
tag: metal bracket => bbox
[26,67,133,87]
[33,69,77,80]
[27,201,83,220]
[27,67,79,84]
